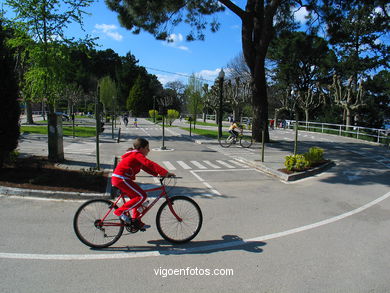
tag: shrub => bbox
[304,147,324,164]
[284,147,325,172]
[284,154,310,171]
[284,155,296,171]
[149,109,158,119]
[166,109,179,126]
[295,154,310,170]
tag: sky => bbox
[1,0,310,86]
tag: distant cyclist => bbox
[228,120,242,141]
[134,117,138,127]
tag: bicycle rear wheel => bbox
[156,196,202,244]
[240,135,253,148]
[218,135,234,148]
[73,199,124,248]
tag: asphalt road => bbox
[1,119,390,293]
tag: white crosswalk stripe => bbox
[177,161,192,170]
[228,160,248,168]
[216,160,235,168]
[162,161,176,170]
[190,161,207,169]
[202,160,221,168]
[157,159,250,171]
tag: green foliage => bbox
[126,75,145,115]
[166,109,179,126]
[285,147,325,171]
[304,147,324,165]
[99,76,117,112]
[185,73,204,118]
[104,0,224,42]
[0,21,20,167]
[149,109,158,119]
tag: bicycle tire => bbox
[218,135,234,148]
[73,199,124,248]
[156,196,202,244]
[240,136,253,148]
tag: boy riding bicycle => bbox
[112,138,175,230]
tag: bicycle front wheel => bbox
[156,196,203,244]
[73,199,124,248]
[219,135,233,148]
[240,135,253,148]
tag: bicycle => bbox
[73,176,202,248]
[219,130,253,148]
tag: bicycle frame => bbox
[98,179,182,227]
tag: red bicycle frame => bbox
[99,179,182,226]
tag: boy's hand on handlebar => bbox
[166,172,176,178]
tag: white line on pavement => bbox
[2,190,389,260]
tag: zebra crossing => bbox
[158,159,250,171]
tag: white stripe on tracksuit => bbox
[113,173,145,213]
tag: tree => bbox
[0,20,20,168]
[104,0,311,142]
[319,0,389,81]
[358,70,389,128]
[166,109,180,126]
[224,77,251,121]
[127,75,145,115]
[5,0,94,161]
[330,75,365,128]
[99,76,117,114]
[185,74,204,125]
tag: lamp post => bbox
[95,84,100,170]
[217,69,225,139]
[158,96,172,150]
[153,96,156,123]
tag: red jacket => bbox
[113,150,168,180]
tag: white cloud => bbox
[164,33,190,51]
[94,24,123,41]
[294,7,309,24]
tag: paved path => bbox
[1,118,389,293]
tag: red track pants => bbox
[112,175,147,219]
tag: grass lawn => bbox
[180,127,231,139]
[21,125,96,137]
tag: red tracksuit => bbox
[112,149,168,218]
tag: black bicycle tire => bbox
[240,136,253,148]
[218,136,233,148]
[73,199,124,248]
[156,196,203,244]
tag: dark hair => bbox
[128,137,149,151]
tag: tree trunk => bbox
[251,62,270,142]
[26,101,34,124]
[305,109,309,124]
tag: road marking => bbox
[177,161,192,170]
[162,161,176,170]
[228,160,248,168]
[202,160,221,169]
[190,161,207,169]
[2,190,389,260]
[216,160,235,168]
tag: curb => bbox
[0,185,110,200]
[244,160,336,182]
